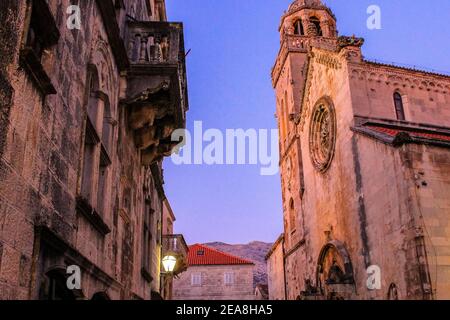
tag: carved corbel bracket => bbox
[337,35,365,49]
[134,126,158,150]
[122,81,172,130]
[122,78,186,166]
[141,140,180,166]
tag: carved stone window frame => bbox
[19,0,60,96]
[308,96,336,173]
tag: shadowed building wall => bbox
[0,0,188,300]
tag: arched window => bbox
[289,198,296,232]
[97,94,113,216]
[129,4,136,19]
[39,269,76,300]
[81,66,100,204]
[81,65,113,217]
[294,19,304,35]
[393,92,405,120]
[310,17,322,36]
[387,283,399,300]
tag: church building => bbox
[268,0,450,300]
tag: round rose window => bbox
[309,98,336,173]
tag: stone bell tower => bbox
[271,0,338,296]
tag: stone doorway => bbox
[316,240,356,300]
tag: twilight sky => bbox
[163,0,450,245]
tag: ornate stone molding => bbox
[308,97,336,173]
[299,53,315,132]
[349,63,450,94]
[315,52,342,69]
[337,35,365,49]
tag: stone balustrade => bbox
[123,21,189,165]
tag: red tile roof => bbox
[187,244,254,266]
[366,124,450,142]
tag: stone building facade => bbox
[265,234,285,300]
[270,0,450,300]
[0,0,188,299]
[173,244,255,300]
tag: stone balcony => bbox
[162,234,189,276]
[122,21,189,165]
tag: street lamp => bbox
[162,255,177,273]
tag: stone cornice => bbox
[352,116,450,149]
[354,115,450,133]
[349,62,450,94]
[364,60,450,80]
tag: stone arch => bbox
[316,240,355,299]
[89,33,118,118]
[86,64,100,120]
[293,18,305,35]
[129,3,136,19]
[309,16,322,36]
[87,64,100,93]
[393,90,406,121]
[387,283,399,300]
[39,266,83,300]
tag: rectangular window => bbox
[191,273,202,286]
[20,0,60,95]
[141,200,153,282]
[224,272,234,285]
[81,116,99,202]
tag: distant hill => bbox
[204,241,272,287]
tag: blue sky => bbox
[163,0,450,245]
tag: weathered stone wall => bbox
[0,0,171,300]
[266,238,285,300]
[350,135,450,300]
[0,1,22,161]
[272,1,450,301]
[349,64,450,127]
[407,144,450,299]
[355,135,424,299]
[293,48,365,298]
[173,265,255,300]
[273,25,450,300]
